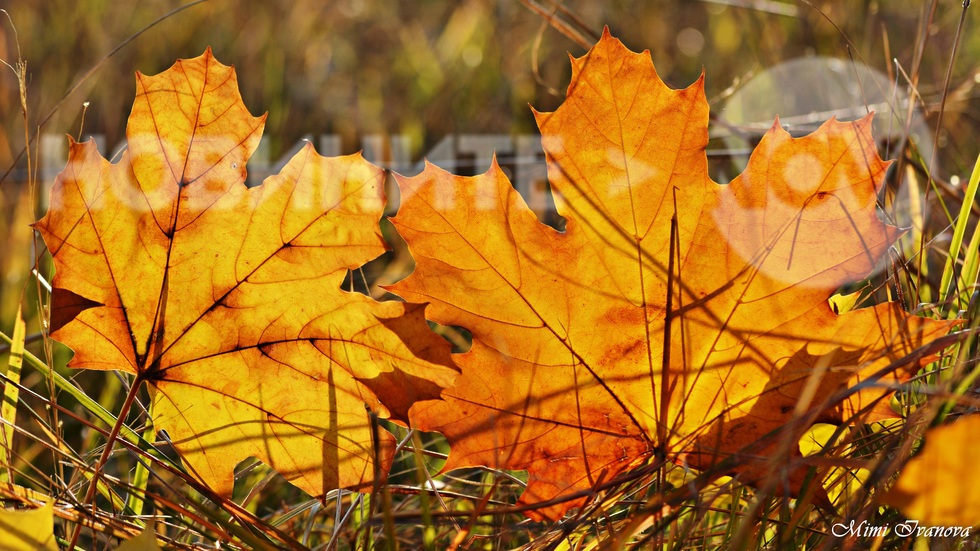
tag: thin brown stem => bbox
[518,0,591,49]
[68,377,143,550]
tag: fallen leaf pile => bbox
[37,33,958,521]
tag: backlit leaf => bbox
[884,415,980,527]
[34,49,458,498]
[389,30,958,520]
[0,502,57,551]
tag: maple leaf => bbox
[0,502,57,551]
[34,49,457,498]
[117,527,164,551]
[388,30,958,520]
[883,415,980,528]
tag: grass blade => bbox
[123,415,155,518]
[0,305,25,483]
[939,152,980,314]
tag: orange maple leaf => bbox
[388,30,958,519]
[34,49,457,498]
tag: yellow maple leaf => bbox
[34,49,458,498]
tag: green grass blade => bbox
[939,152,980,314]
[124,414,155,517]
[0,306,25,483]
[954,218,980,315]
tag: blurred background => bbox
[1,0,978,377]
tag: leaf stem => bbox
[68,376,143,550]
